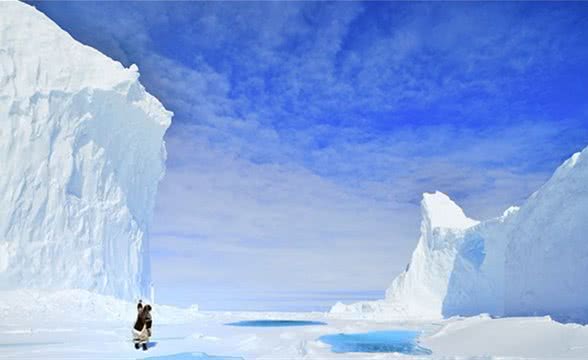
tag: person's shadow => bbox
[147,341,158,349]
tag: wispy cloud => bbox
[31,1,588,310]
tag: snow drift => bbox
[0,289,200,325]
[0,2,171,299]
[333,146,588,323]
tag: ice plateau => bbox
[333,146,588,323]
[0,2,172,299]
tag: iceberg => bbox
[333,146,588,323]
[0,2,172,300]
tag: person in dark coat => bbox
[132,301,153,351]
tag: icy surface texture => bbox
[384,192,479,318]
[334,147,588,322]
[504,147,588,321]
[225,320,326,327]
[0,2,172,299]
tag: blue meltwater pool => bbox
[319,330,432,355]
[225,320,327,327]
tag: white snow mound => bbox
[0,289,201,325]
[0,2,172,299]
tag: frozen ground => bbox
[1,290,588,360]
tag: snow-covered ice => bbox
[504,148,588,322]
[1,290,588,359]
[384,191,480,319]
[0,1,171,300]
[422,314,588,359]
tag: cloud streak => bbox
[30,1,588,310]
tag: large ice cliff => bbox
[332,146,588,323]
[0,2,172,299]
[504,148,588,321]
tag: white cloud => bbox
[31,1,588,309]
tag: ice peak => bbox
[0,2,143,98]
[558,148,585,173]
[421,191,478,230]
[501,206,519,220]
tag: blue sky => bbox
[30,1,588,311]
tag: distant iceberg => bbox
[333,146,588,323]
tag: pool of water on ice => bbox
[225,320,326,327]
[319,330,432,355]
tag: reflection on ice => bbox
[319,330,432,355]
[0,342,63,348]
[143,352,243,360]
[225,320,326,327]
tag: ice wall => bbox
[0,2,172,299]
[442,206,516,317]
[504,147,588,321]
